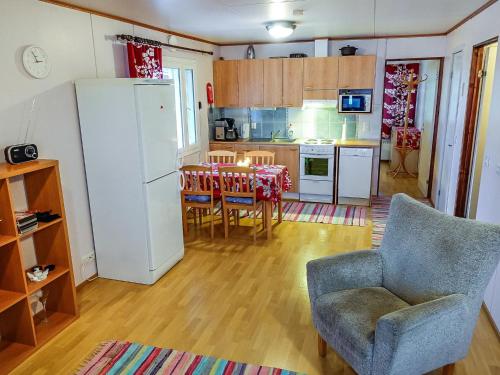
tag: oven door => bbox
[339,94,370,113]
[300,154,334,181]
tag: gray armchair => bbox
[307,194,500,375]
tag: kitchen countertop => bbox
[209,138,380,148]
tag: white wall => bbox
[0,0,215,285]
[219,36,446,193]
[437,1,500,330]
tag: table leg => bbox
[265,201,273,240]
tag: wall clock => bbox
[22,45,51,79]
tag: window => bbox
[163,58,199,153]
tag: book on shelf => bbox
[15,212,38,234]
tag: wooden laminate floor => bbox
[12,216,500,375]
[379,161,425,199]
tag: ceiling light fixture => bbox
[265,21,296,38]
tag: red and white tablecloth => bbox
[199,163,291,203]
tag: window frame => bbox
[163,57,201,156]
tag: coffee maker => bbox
[214,118,238,141]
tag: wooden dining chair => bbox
[206,150,237,163]
[244,150,275,165]
[218,166,264,242]
[180,165,219,239]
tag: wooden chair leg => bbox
[182,206,188,235]
[198,208,203,225]
[210,208,214,239]
[278,199,283,223]
[318,333,327,357]
[223,208,229,240]
[253,209,257,243]
[442,363,455,375]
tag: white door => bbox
[144,173,184,271]
[417,60,440,196]
[135,84,178,183]
[438,51,464,213]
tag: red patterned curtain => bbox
[382,63,420,139]
[127,42,163,79]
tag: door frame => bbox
[454,37,498,217]
[377,57,445,203]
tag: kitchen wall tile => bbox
[210,107,361,140]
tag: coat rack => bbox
[116,34,214,56]
[389,69,427,178]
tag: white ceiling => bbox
[59,0,489,44]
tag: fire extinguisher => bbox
[206,83,214,106]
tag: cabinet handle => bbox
[304,86,313,90]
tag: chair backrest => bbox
[218,166,257,201]
[179,165,214,199]
[206,150,237,163]
[381,194,500,306]
[244,151,275,165]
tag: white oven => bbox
[299,144,335,203]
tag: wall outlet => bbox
[81,252,96,263]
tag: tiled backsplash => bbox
[211,107,363,140]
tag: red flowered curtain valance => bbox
[127,42,163,79]
[382,63,420,139]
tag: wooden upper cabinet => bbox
[283,58,304,108]
[303,57,339,90]
[338,55,377,89]
[263,59,283,107]
[238,59,264,107]
[213,60,239,107]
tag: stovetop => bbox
[301,138,336,145]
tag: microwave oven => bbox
[338,89,372,113]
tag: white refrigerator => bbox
[75,79,184,284]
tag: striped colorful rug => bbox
[214,201,367,226]
[371,196,432,248]
[76,341,304,375]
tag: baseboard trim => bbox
[76,274,98,291]
[482,303,500,341]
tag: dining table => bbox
[200,162,292,239]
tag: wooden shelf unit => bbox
[0,160,78,375]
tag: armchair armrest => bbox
[373,294,471,375]
[306,250,383,304]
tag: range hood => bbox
[302,99,338,109]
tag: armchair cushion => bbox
[314,287,409,375]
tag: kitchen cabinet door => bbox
[213,60,239,107]
[303,57,339,90]
[282,58,304,108]
[234,144,260,162]
[259,145,300,193]
[209,143,235,152]
[238,59,264,107]
[263,59,283,107]
[303,89,338,100]
[338,55,376,89]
